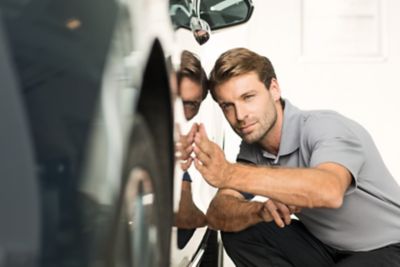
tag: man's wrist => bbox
[221,162,236,189]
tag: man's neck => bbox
[258,102,284,155]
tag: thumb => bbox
[188,123,198,137]
[198,123,209,139]
[181,157,193,171]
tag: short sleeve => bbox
[303,114,365,194]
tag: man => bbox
[174,50,208,230]
[174,50,219,267]
[193,47,400,266]
[177,50,208,121]
[174,49,211,245]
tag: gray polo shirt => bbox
[237,100,400,251]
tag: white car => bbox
[0,0,253,266]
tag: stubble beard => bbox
[239,107,278,144]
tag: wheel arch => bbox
[136,38,174,199]
[134,38,175,266]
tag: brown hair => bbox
[177,50,208,100]
[209,48,277,100]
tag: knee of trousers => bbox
[221,222,290,250]
[220,222,271,248]
[220,230,243,255]
[220,231,238,249]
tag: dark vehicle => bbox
[0,0,253,266]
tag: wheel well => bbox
[137,39,174,190]
[136,38,174,267]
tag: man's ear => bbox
[269,78,281,102]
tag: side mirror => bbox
[190,16,210,45]
[169,0,254,45]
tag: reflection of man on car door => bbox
[173,50,219,267]
[174,50,208,230]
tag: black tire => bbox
[110,114,172,267]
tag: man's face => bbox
[179,77,204,120]
[215,72,279,144]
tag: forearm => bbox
[206,194,265,232]
[225,163,344,208]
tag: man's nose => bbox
[235,105,248,121]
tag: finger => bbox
[265,201,284,228]
[275,202,291,225]
[194,158,207,177]
[198,124,214,153]
[175,123,182,137]
[194,132,214,156]
[194,124,212,149]
[265,206,284,228]
[175,143,187,160]
[175,140,184,153]
[198,123,209,139]
[179,123,197,143]
[194,145,211,166]
[179,132,193,148]
[175,140,182,147]
[184,144,194,156]
[177,133,195,158]
[188,123,198,138]
[180,144,194,160]
[194,159,218,188]
[180,157,193,171]
[174,150,182,159]
[180,127,195,147]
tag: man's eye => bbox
[244,94,254,101]
[221,104,232,111]
[183,101,198,110]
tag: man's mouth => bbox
[239,122,256,134]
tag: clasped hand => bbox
[261,199,301,228]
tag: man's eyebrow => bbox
[182,100,201,109]
[218,101,232,106]
[240,90,257,97]
[183,100,200,104]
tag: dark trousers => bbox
[200,230,219,267]
[221,220,400,267]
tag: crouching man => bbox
[193,48,400,267]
